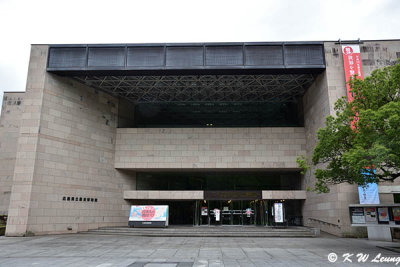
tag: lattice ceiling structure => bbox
[74,74,316,103]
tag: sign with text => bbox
[342,44,362,130]
[393,207,400,222]
[358,183,380,205]
[129,205,168,222]
[201,207,208,216]
[350,207,365,224]
[214,208,220,221]
[365,207,377,222]
[378,207,390,222]
[342,45,364,102]
[358,170,380,205]
[274,202,284,223]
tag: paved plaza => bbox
[0,233,400,266]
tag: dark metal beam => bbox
[47,42,325,76]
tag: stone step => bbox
[92,229,312,233]
[83,226,318,237]
[83,231,314,237]
[94,228,312,233]
[96,226,312,231]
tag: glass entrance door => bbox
[242,200,255,225]
[200,200,209,225]
[197,199,265,226]
[221,201,243,225]
[221,200,231,225]
[231,201,242,225]
[209,200,221,225]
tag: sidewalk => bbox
[0,233,399,266]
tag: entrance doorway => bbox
[197,200,263,226]
[168,201,195,225]
[242,200,255,225]
[129,199,304,226]
[209,200,221,225]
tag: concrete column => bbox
[6,45,48,236]
[367,226,392,241]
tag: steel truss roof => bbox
[74,74,315,103]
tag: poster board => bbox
[245,208,252,218]
[393,207,400,222]
[214,208,220,221]
[201,207,208,216]
[378,207,390,223]
[364,207,377,222]
[274,203,284,223]
[350,207,365,224]
[129,205,169,227]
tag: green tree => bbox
[299,62,400,193]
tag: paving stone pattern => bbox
[0,234,399,266]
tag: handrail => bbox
[308,217,341,229]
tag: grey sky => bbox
[0,0,399,109]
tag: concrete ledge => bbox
[124,190,306,200]
[124,190,204,200]
[379,185,400,193]
[262,190,307,200]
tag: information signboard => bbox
[393,207,400,222]
[350,207,365,224]
[274,203,283,223]
[129,205,168,227]
[365,207,377,222]
[214,208,220,221]
[245,208,252,217]
[378,207,390,223]
[201,207,208,216]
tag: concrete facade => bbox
[0,40,399,236]
[4,46,135,236]
[123,190,307,200]
[0,92,24,215]
[115,127,306,169]
[124,190,204,200]
[302,41,400,235]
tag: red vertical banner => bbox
[342,45,379,204]
[342,45,364,103]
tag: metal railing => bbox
[308,217,341,229]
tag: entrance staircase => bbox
[83,226,319,237]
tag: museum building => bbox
[1,40,400,236]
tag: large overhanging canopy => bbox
[47,42,325,103]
